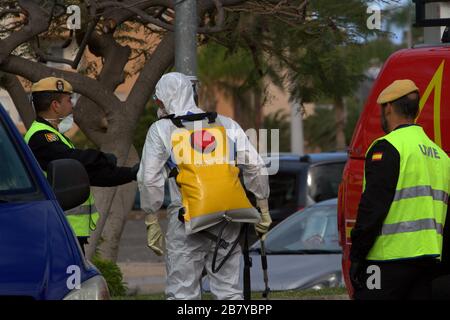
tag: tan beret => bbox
[377,79,419,104]
[31,77,73,94]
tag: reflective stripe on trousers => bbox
[382,218,444,236]
[394,186,449,204]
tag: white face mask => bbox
[57,114,74,133]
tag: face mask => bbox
[57,114,74,133]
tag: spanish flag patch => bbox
[45,133,59,142]
[372,152,383,161]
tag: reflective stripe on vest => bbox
[25,120,99,237]
[381,218,444,236]
[364,126,450,261]
[393,186,449,204]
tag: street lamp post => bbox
[175,0,198,78]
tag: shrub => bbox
[91,256,127,297]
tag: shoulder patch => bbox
[44,133,59,142]
[372,152,383,161]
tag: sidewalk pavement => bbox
[118,262,166,295]
[117,210,167,295]
[117,210,350,299]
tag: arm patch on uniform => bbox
[44,133,59,142]
[372,152,383,161]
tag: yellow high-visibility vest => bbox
[25,121,99,237]
[364,126,450,261]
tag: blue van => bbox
[0,104,109,300]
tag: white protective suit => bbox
[137,72,269,300]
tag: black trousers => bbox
[353,258,438,300]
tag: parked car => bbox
[243,198,343,292]
[201,199,343,293]
[261,152,347,226]
[0,103,109,300]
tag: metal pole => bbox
[175,0,198,77]
[290,101,304,155]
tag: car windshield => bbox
[308,163,345,202]
[0,120,39,200]
[262,204,341,254]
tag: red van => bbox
[337,43,450,296]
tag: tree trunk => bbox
[96,145,139,262]
[254,90,262,131]
[0,72,35,128]
[85,115,136,260]
[334,96,346,151]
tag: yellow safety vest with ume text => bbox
[364,125,450,261]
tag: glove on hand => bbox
[145,214,164,256]
[255,199,272,239]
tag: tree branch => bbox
[99,0,227,33]
[0,72,34,128]
[126,32,174,119]
[0,55,122,115]
[0,1,51,64]
[74,31,132,147]
[0,8,22,17]
[97,1,175,31]
[101,0,171,27]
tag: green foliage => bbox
[198,0,401,139]
[304,96,363,151]
[359,36,402,66]
[91,255,127,297]
[304,106,336,151]
[262,110,291,152]
[199,42,261,93]
[198,42,267,129]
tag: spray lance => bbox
[259,234,270,300]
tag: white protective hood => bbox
[155,72,203,116]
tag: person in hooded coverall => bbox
[137,72,271,300]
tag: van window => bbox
[0,122,40,199]
[308,162,345,202]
